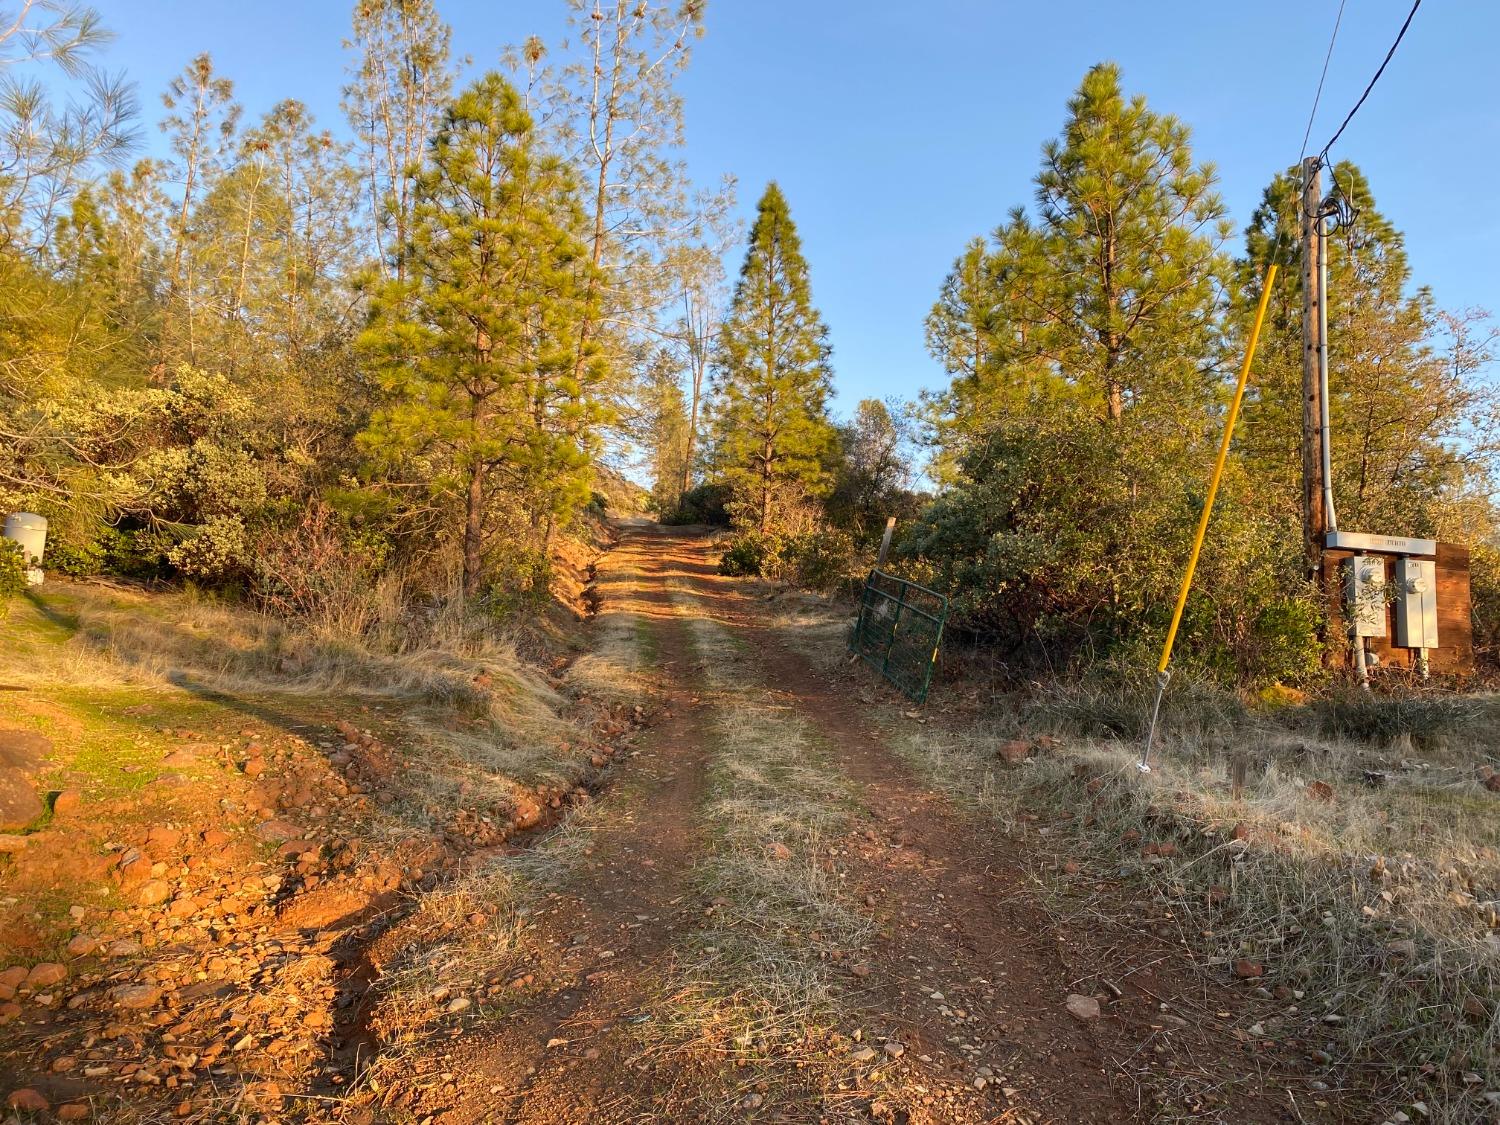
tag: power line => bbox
[1316,0,1422,165]
[1298,0,1348,166]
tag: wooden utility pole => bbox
[1300,156,1328,578]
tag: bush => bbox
[782,527,858,592]
[0,539,26,600]
[252,503,391,635]
[668,482,732,527]
[718,530,778,577]
[482,546,551,618]
[717,527,861,593]
[45,527,167,581]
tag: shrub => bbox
[718,530,779,577]
[783,528,858,592]
[253,502,391,635]
[0,539,26,600]
[482,545,551,618]
[668,482,732,527]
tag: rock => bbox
[0,966,28,995]
[1463,995,1489,1020]
[1386,939,1417,958]
[1305,781,1335,803]
[849,963,872,979]
[58,1104,90,1121]
[0,834,28,853]
[161,749,198,767]
[0,768,42,832]
[996,740,1031,765]
[1230,822,1251,841]
[446,997,471,1014]
[849,1046,878,1063]
[145,825,182,853]
[766,841,792,862]
[65,935,97,958]
[137,880,172,906]
[883,1041,905,1058]
[6,1088,48,1112]
[242,758,265,779]
[0,729,50,772]
[201,828,231,847]
[116,852,151,887]
[1484,772,1500,794]
[106,940,141,958]
[25,962,66,988]
[52,789,81,816]
[255,819,301,843]
[114,984,161,1010]
[1066,993,1100,1021]
[1233,960,1265,979]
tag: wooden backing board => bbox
[1321,542,1473,674]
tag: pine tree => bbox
[907,65,1252,666]
[1240,161,1498,537]
[1030,62,1229,422]
[639,348,690,514]
[707,182,836,532]
[358,73,601,598]
[342,0,456,280]
[925,236,997,386]
[159,53,240,364]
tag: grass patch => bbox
[640,597,869,1114]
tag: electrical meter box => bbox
[1343,553,1387,638]
[1393,557,1438,650]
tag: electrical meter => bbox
[1393,557,1438,650]
[1343,553,1387,638]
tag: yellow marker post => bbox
[1139,263,1279,772]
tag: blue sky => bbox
[89,1,1498,418]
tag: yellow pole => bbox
[1139,262,1278,771]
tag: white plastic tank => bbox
[3,512,47,585]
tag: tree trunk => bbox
[463,458,484,599]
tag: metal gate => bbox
[848,570,948,704]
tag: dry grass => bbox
[873,696,1500,1123]
[640,593,869,1115]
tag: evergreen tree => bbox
[359,73,602,598]
[342,0,456,281]
[1240,161,1498,538]
[639,348,690,514]
[906,66,1278,674]
[159,53,240,364]
[1030,62,1230,422]
[706,182,836,532]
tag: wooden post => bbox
[876,517,896,569]
[1300,157,1327,579]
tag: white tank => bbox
[3,512,47,584]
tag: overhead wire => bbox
[1316,0,1422,166]
[1298,0,1348,167]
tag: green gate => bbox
[848,570,948,704]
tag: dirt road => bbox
[374,524,1333,1125]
